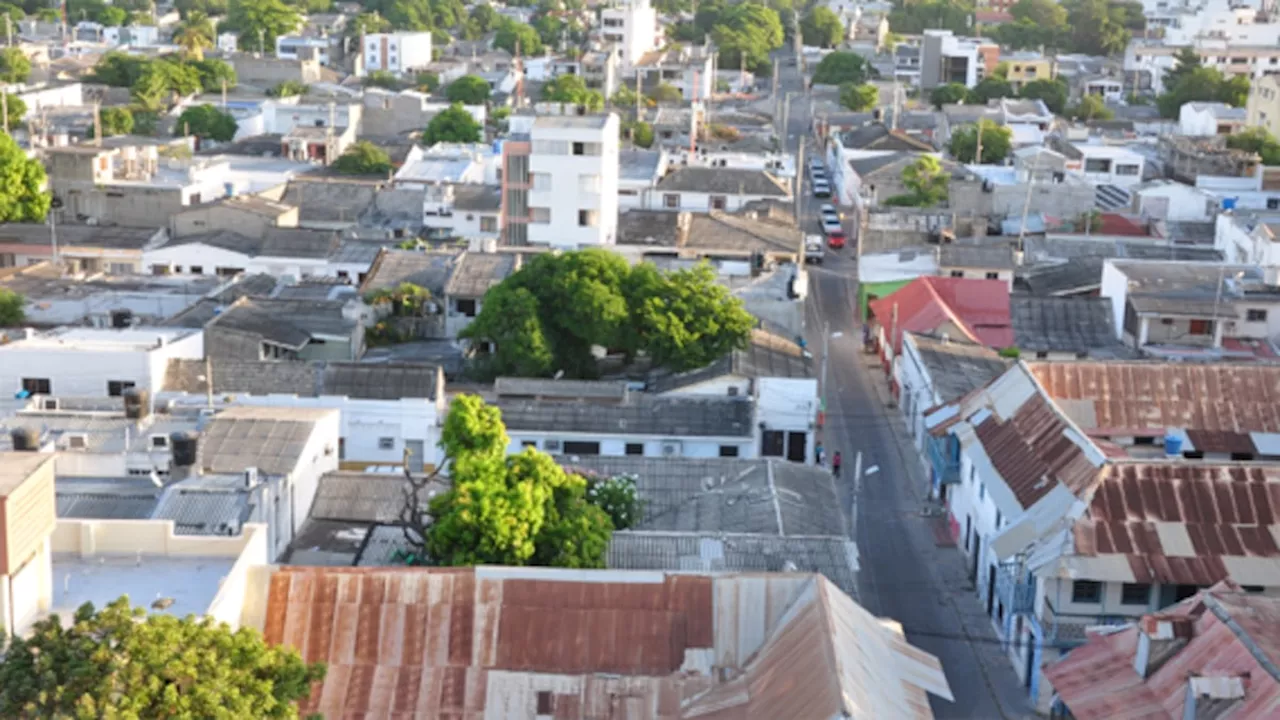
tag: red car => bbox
[827,231,846,249]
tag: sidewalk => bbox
[858,353,1037,719]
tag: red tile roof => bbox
[868,276,1013,354]
[1028,362,1280,435]
[1044,584,1280,719]
[1071,463,1280,585]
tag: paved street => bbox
[771,56,1034,718]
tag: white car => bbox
[804,234,825,264]
[820,204,841,221]
[812,180,831,198]
[809,159,825,174]
[820,215,842,234]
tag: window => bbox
[22,378,51,395]
[578,174,600,193]
[761,430,785,457]
[537,691,555,714]
[561,441,600,455]
[189,265,203,275]
[521,440,537,448]
[1071,580,1103,604]
[1248,308,1268,322]
[978,481,985,500]
[480,216,498,232]
[1084,158,1112,173]
[150,435,169,449]
[532,140,569,155]
[107,380,135,397]
[995,510,1002,529]
[969,464,976,485]
[1188,319,1212,335]
[572,142,586,156]
[719,445,740,457]
[985,272,999,280]
[531,172,552,191]
[663,194,680,208]
[529,207,551,224]
[378,437,395,450]
[67,434,87,449]
[578,209,598,227]
[950,270,964,278]
[1121,583,1151,605]
[455,298,477,317]
[1243,585,1266,593]
[1269,198,1280,210]
[1115,164,1140,176]
[625,442,643,455]
[710,195,727,210]
[152,265,171,276]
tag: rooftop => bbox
[839,123,935,152]
[869,276,1014,353]
[1010,296,1126,355]
[533,114,612,129]
[159,227,339,260]
[648,328,813,393]
[359,248,457,296]
[198,406,334,475]
[619,149,665,183]
[52,552,236,622]
[200,297,356,347]
[443,251,517,298]
[4,327,198,352]
[905,333,1010,404]
[164,358,442,400]
[0,452,52,496]
[0,223,161,249]
[654,166,790,197]
[497,394,754,438]
[1112,261,1280,318]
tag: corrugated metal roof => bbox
[1044,584,1280,719]
[868,276,1014,353]
[1028,362,1280,434]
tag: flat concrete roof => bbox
[0,452,50,496]
[50,553,235,620]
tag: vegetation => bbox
[363,69,400,90]
[422,103,482,144]
[544,74,604,109]
[92,106,134,137]
[0,597,325,718]
[800,5,842,47]
[611,85,653,111]
[710,0,784,73]
[1155,49,1250,118]
[462,250,754,379]
[89,53,234,111]
[948,120,1013,164]
[885,155,950,207]
[332,140,393,175]
[0,131,50,222]
[623,120,654,148]
[366,282,433,316]
[415,71,440,93]
[175,104,237,143]
[839,83,878,111]
[421,395,623,568]
[889,0,973,35]
[446,74,491,104]
[585,473,643,530]
[0,289,23,326]
[493,17,543,56]
[0,47,30,84]
[1019,78,1069,115]
[224,0,300,53]
[174,10,214,60]
[267,80,308,97]
[2,93,24,132]
[1066,94,1114,121]
[970,76,1015,104]
[929,83,970,109]
[645,82,682,105]
[1227,127,1280,165]
[812,51,869,86]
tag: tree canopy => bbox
[710,1,783,73]
[645,82,682,105]
[800,6,842,47]
[174,10,214,60]
[0,47,30,84]
[92,106,134,137]
[889,0,973,35]
[2,93,24,132]
[175,104,237,142]
[461,250,754,379]
[1066,94,1114,121]
[446,74,491,104]
[543,74,604,109]
[1154,64,1248,118]
[969,76,1015,104]
[1226,127,1280,165]
[0,597,326,718]
[0,131,50,223]
[267,80,308,97]
[887,155,950,207]
[0,288,23,326]
[224,0,300,52]
[89,53,230,111]
[332,140,393,175]
[623,119,654,148]
[423,394,625,569]
[422,103,482,144]
[929,83,969,109]
[948,121,1013,164]
[1019,78,1069,114]
[493,17,543,56]
[839,83,878,111]
[812,51,868,86]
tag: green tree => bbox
[625,262,755,372]
[0,131,50,222]
[0,47,30,84]
[98,5,128,25]
[948,120,1013,163]
[440,392,508,461]
[2,94,24,132]
[623,119,654,147]
[0,289,23,326]
[888,0,973,35]
[0,597,325,718]
[1219,74,1251,108]
[645,82,682,105]
[267,80,308,97]
[415,71,440,92]
[226,0,300,52]
[1067,94,1114,121]
[364,69,400,89]
[347,10,390,35]
[331,140,392,175]
[493,17,543,56]
[466,284,554,377]
[0,4,25,23]
[1154,65,1235,118]
[422,103,482,144]
[612,84,651,110]
[1019,78,1068,114]
[839,82,878,111]
[584,474,642,530]
[88,51,152,87]
[712,1,783,73]
[174,10,214,59]
[446,74,491,104]
[175,0,230,18]
[1226,126,1280,165]
[900,155,950,206]
[469,2,496,31]
[175,103,237,142]
[929,82,970,109]
[970,76,1015,103]
[800,5,842,47]
[1010,0,1067,27]
[190,57,236,92]
[812,51,870,85]
[1063,0,1128,56]
[544,74,604,109]
[1162,47,1202,91]
[92,106,134,137]
[529,464,613,568]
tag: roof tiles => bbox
[869,276,1013,353]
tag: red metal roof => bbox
[1072,464,1280,585]
[1028,362,1280,434]
[974,393,1104,509]
[1044,585,1280,719]
[868,276,1013,354]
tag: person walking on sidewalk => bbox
[815,442,825,466]
[832,451,842,479]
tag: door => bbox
[970,535,981,584]
[405,440,425,472]
[986,564,997,616]
[786,432,807,462]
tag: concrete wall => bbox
[950,178,1096,219]
[59,185,185,228]
[508,431,757,459]
[171,204,296,239]
[0,332,204,395]
[232,57,322,87]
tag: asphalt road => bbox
[774,54,1033,719]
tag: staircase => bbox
[1095,183,1132,212]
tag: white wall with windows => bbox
[526,116,621,248]
[508,432,756,460]
[362,32,433,75]
[0,328,204,397]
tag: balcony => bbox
[1042,599,1132,646]
[926,434,961,485]
[995,563,1036,616]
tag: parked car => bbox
[813,179,831,198]
[820,203,841,221]
[805,234,824,264]
[820,215,842,234]
[827,230,846,249]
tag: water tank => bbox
[1223,197,1238,211]
[123,387,150,420]
[1163,432,1184,457]
[10,427,38,451]
[170,431,199,467]
[110,309,133,328]
[224,182,235,198]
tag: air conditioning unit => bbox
[66,434,88,449]
[544,439,562,453]
[43,398,59,411]
[661,440,682,457]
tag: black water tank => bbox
[123,387,150,420]
[170,431,199,467]
[10,427,38,451]
[110,309,133,328]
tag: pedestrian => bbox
[832,451,842,479]
[815,442,825,466]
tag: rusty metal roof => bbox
[1070,463,1280,586]
[262,567,953,720]
[1044,584,1280,719]
[975,393,1103,509]
[1028,362,1280,434]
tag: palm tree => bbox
[174,11,214,61]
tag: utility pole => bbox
[205,356,214,408]
[4,15,11,47]
[795,140,806,269]
[634,68,641,121]
[974,117,984,165]
[780,91,791,149]
[92,102,101,146]
[221,78,227,108]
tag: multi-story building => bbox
[920,30,997,89]
[274,35,335,66]
[502,114,620,248]
[1247,73,1280,138]
[361,32,433,76]
[599,0,660,67]
[1001,52,1055,92]
[1127,38,1280,95]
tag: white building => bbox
[422,184,502,243]
[362,32,433,76]
[1067,144,1146,188]
[526,114,621,247]
[0,327,204,397]
[920,29,988,89]
[275,35,334,66]
[600,0,660,67]
[394,142,499,187]
[1178,101,1247,136]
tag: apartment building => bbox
[599,0,660,67]
[502,114,620,248]
[920,30,997,89]
[361,32,433,76]
[1002,52,1055,92]
[1247,73,1280,138]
